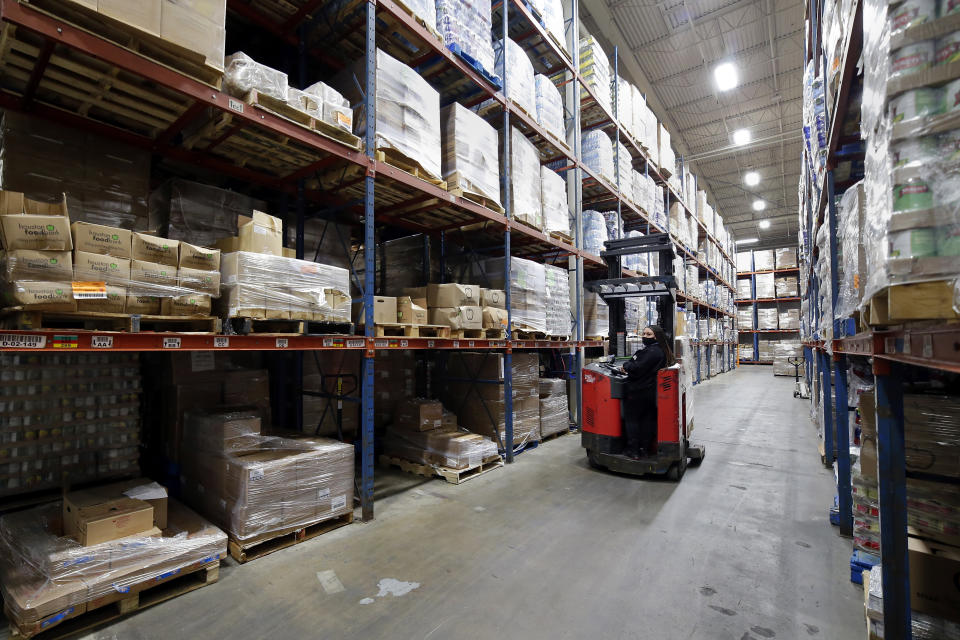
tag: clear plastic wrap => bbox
[615,140,631,191]
[755,272,776,298]
[366,50,441,180]
[511,127,543,229]
[903,394,960,477]
[539,394,569,438]
[400,0,437,32]
[220,251,351,321]
[778,308,800,329]
[441,103,501,206]
[772,340,803,375]
[383,427,498,469]
[302,81,353,133]
[774,247,798,268]
[736,278,752,299]
[540,166,570,238]
[736,306,753,328]
[436,0,496,74]
[601,210,621,242]
[757,307,778,329]
[775,275,799,297]
[444,352,541,450]
[149,178,265,248]
[862,0,960,307]
[495,39,537,118]
[866,565,960,639]
[630,84,645,144]
[539,0,567,54]
[482,256,546,332]
[0,353,140,496]
[535,75,564,142]
[583,210,607,256]
[0,499,226,632]
[224,52,288,101]
[544,263,571,336]
[614,75,632,132]
[180,410,354,541]
[582,129,615,183]
[0,111,150,230]
[579,36,611,111]
[584,291,608,336]
[753,249,775,270]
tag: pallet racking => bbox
[803,0,960,634]
[734,249,801,365]
[0,0,735,521]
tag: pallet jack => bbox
[581,233,705,480]
[789,356,810,399]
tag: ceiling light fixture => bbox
[758,219,771,229]
[736,238,759,244]
[733,129,751,146]
[744,171,760,186]
[714,62,739,91]
[753,199,767,211]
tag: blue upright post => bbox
[874,362,911,639]
[360,0,377,521]
[833,353,852,535]
[500,0,514,461]
[819,349,834,465]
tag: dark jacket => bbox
[623,343,665,391]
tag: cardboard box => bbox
[402,287,427,308]
[71,222,131,258]
[63,495,154,546]
[130,259,177,288]
[459,305,482,330]
[213,236,239,254]
[482,306,508,329]
[162,294,211,316]
[98,0,162,36]
[238,211,283,256]
[397,296,427,325]
[396,399,443,431]
[131,232,179,267]
[429,306,462,329]
[64,479,169,530]
[76,285,126,313]
[4,280,76,311]
[480,288,506,309]
[178,266,220,296]
[126,294,161,314]
[1,249,72,281]
[282,247,296,258]
[73,251,130,285]
[909,537,960,622]
[185,409,261,452]
[160,0,226,68]
[427,283,478,307]
[0,191,72,251]
[179,242,221,271]
[357,296,397,325]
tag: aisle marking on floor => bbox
[316,570,345,594]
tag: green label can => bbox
[889,227,937,257]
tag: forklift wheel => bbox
[667,463,680,481]
[586,450,604,470]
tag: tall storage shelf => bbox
[734,248,801,366]
[802,0,960,636]
[0,0,736,522]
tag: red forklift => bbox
[581,233,705,480]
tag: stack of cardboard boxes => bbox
[179,410,354,542]
[538,378,569,439]
[444,352,540,449]
[382,398,499,470]
[216,212,351,322]
[0,486,226,637]
[584,291,609,337]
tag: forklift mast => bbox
[588,233,678,357]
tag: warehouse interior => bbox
[0,0,955,638]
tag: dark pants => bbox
[624,385,658,456]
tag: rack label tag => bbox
[0,334,46,348]
[91,336,113,349]
[347,339,365,348]
[214,337,229,348]
[162,337,181,349]
[374,340,388,348]
[228,98,244,113]
[427,340,435,348]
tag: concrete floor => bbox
[83,367,864,640]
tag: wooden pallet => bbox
[584,335,608,342]
[372,323,451,338]
[549,231,574,244]
[391,0,443,42]
[512,328,547,340]
[7,559,221,639]
[514,215,545,234]
[445,171,505,215]
[866,281,960,325]
[25,0,223,88]
[450,327,505,339]
[224,316,353,336]
[228,512,354,563]
[547,334,571,342]
[0,309,220,333]
[376,149,446,188]
[539,428,571,443]
[379,454,503,485]
[242,89,362,151]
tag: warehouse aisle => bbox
[84,367,863,640]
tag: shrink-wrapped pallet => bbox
[582,129,614,183]
[495,38,537,118]
[583,210,607,256]
[579,36,611,111]
[535,74,564,142]
[436,0,495,75]
[440,103,501,206]
[544,263,570,337]
[541,166,570,238]
[482,256,546,333]
[511,128,543,230]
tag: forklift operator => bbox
[619,325,676,459]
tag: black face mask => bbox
[642,336,657,346]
